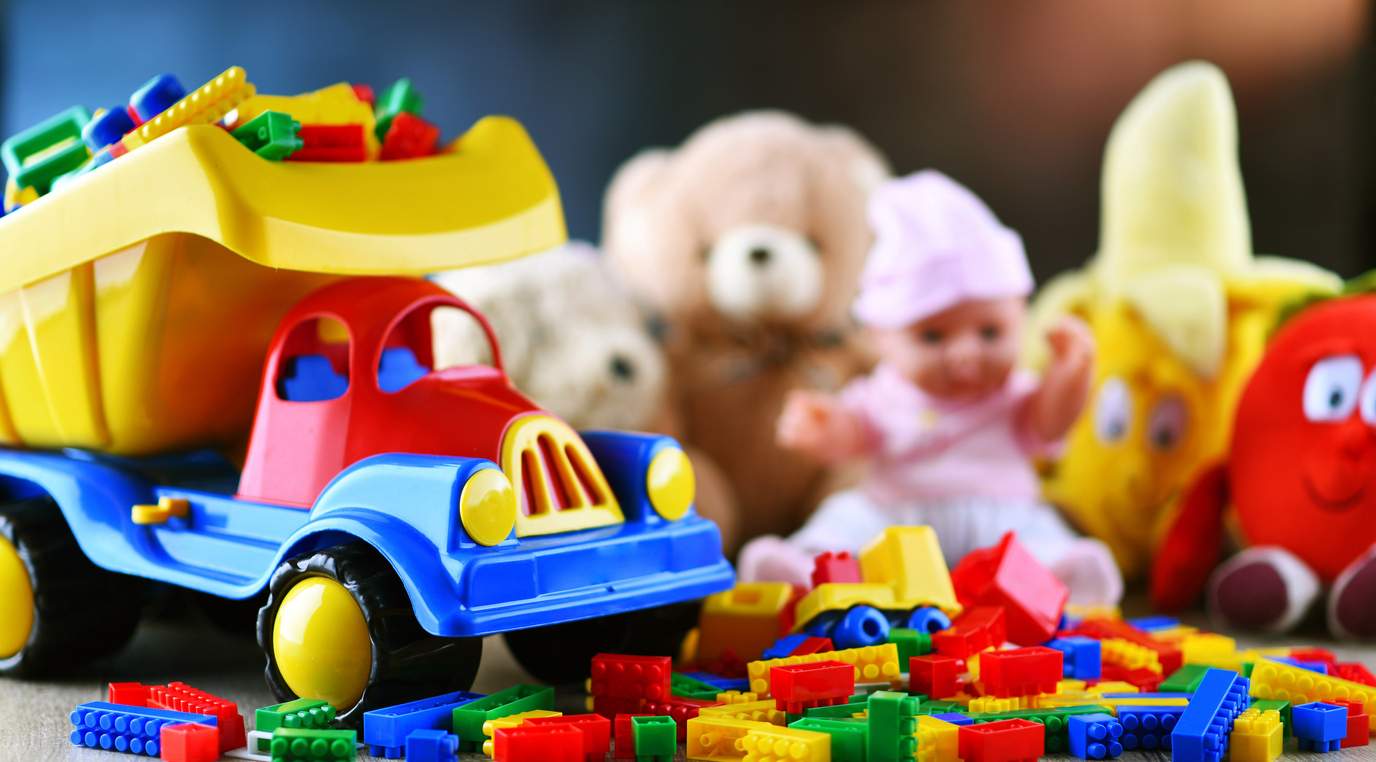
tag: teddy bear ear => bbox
[602,148,673,262]
[816,125,892,195]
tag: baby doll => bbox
[737,170,1123,605]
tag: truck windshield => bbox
[276,317,350,402]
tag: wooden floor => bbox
[0,593,1372,762]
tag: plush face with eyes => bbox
[1230,294,1376,582]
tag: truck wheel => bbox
[0,496,144,677]
[503,600,701,685]
[258,542,483,728]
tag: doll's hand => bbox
[1031,316,1096,442]
[776,390,864,463]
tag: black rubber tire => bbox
[0,496,144,677]
[504,600,702,685]
[257,541,483,729]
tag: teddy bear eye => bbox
[1303,354,1362,422]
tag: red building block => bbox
[1100,665,1164,692]
[148,681,247,753]
[527,714,612,762]
[380,112,441,161]
[701,648,749,680]
[351,83,376,107]
[770,660,856,714]
[791,637,835,656]
[613,713,651,759]
[108,682,150,707]
[980,647,1063,698]
[932,607,1008,660]
[950,532,1068,646]
[288,124,368,162]
[493,724,584,762]
[643,695,724,740]
[1324,699,1370,748]
[812,551,863,587]
[1063,617,1182,675]
[911,654,963,699]
[160,722,219,762]
[593,696,644,719]
[1336,663,1376,687]
[591,654,672,702]
[1291,648,1339,671]
[958,718,1045,762]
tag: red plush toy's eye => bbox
[1302,354,1362,422]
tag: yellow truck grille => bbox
[500,414,623,537]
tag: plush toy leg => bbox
[1047,538,1124,608]
[1207,546,1319,634]
[737,535,814,586]
[1328,541,1376,641]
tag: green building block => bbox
[968,704,1112,754]
[452,684,553,751]
[1,105,92,194]
[632,715,676,762]
[232,110,304,161]
[791,716,869,762]
[918,700,967,715]
[1242,661,1256,678]
[671,671,725,700]
[256,698,336,734]
[374,78,425,140]
[269,727,356,762]
[1160,664,1210,694]
[1249,698,1292,741]
[805,696,870,719]
[867,690,920,762]
[889,628,933,664]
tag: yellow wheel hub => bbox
[0,535,34,659]
[272,577,371,709]
[647,447,695,521]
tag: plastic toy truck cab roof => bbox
[239,276,626,537]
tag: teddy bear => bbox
[1024,61,1341,583]
[601,110,889,550]
[430,242,741,551]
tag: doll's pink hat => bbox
[853,170,1033,330]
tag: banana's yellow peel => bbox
[1031,61,1341,580]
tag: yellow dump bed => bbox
[0,117,565,456]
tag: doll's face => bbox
[1232,294,1376,581]
[871,296,1025,399]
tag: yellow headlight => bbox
[647,447,694,521]
[460,468,517,546]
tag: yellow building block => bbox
[687,716,773,762]
[918,715,962,762]
[1231,709,1282,762]
[1179,633,1237,666]
[859,527,961,615]
[1088,682,1139,695]
[747,643,902,696]
[479,709,561,753]
[698,582,795,664]
[1251,658,1376,732]
[1057,680,1088,693]
[740,725,832,762]
[120,67,256,154]
[968,696,1028,713]
[1035,696,1187,715]
[718,691,760,704]
[229,82,381,160]
[1101,638,1162,674]
[698,699,787,726]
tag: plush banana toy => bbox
[1026,61,1340,581]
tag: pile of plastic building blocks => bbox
[2,66,442,214]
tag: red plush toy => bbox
[1152,293,1376,639]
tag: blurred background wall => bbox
[3,0,1372,281]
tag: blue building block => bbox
[1294,702,1348,753]
[1047,636,1101,680]
[1069,713,1123,759]
[1170,668,1249,762]
[1127,616,1180,632]
[1273,656,1329,675]
[763,634,812,660]
[1118,706,1183,751]
[363,690,485,758]
[129,74,186,123]
[406,728,459,762]
[69,701,216,757]
[930,712,973,726]
[682,672,751,692]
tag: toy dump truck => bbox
[0,120,732,725]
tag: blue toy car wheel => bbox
[833,605,890,650]
[906,606,951,634]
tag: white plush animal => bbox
[431,242,668,433]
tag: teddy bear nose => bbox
[610,354,636,381]
[750,247,771,265]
